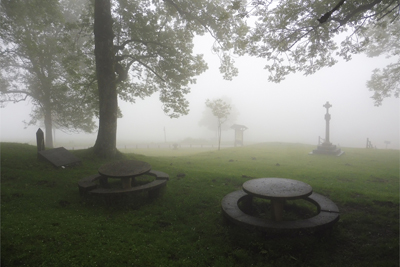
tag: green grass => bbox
[123,146,218,157]
[1,142,399,266]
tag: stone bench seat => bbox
[147,170,169,180]
[78,170,169,197]
[89,179,167,196]
[307,191,339,213]
[221,190,339,233]
[78,174,102,196]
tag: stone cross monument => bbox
[323,101,332,145]
[310,102,344,156]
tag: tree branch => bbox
[0,90,33,103]
[318,0,346,24]
[1,90,34,97]
[326,0,384,25]
[162,0,221,44]
[134,58,166,82]
[114,38,171,53]
[375,1,400,22]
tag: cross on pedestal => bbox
[323,101,332,113]
[323,101,332,144]
[310,101,344,156]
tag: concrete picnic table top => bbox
[98,160,151,178]
[242,178,313,200]
[242,178,313,222]
[98,160,152,190]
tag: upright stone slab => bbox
[310,102,344,156]
[36,128,45,152]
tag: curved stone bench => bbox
[78,174,102,196]
[89,179,167,197]
[221,190,339,233]
[78,170,169,197]
[147,170,169,180]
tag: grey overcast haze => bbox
[1,36,399,150]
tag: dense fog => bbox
[1,36,399,150]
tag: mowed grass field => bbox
[1,142,399,266]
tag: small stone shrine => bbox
[310,102,344,156]
[231,124,247,147]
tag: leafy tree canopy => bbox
[90,0,248,157]
[199,97,239,132]
[106,0,249,118]
[365,18,399,105]
[0,0,97,146]
[205,98,231,121]
[239,0,399,104]
[205,98,231,150]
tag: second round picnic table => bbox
[242,178,313,221]
[98,160,151,189]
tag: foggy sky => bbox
[1,36,399,150]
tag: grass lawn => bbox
[1,142,399,266]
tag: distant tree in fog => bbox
[199,96,239,135]
[205,98,231,151]
[0,0,97,147]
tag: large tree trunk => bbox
[42,93,54,148]
[93,0,118,158]
[44,107,54,148]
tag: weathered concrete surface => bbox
[78,170,169,199]
[98,160,151,178]
[38,147,81,168]
[242,178,313,200]
[311,143,344,156]
[221,190,340,233]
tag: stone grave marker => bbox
[36,128,81,167]
[36,128,45,156]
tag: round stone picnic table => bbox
[98,160,151,189]
[242,178,313,221]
